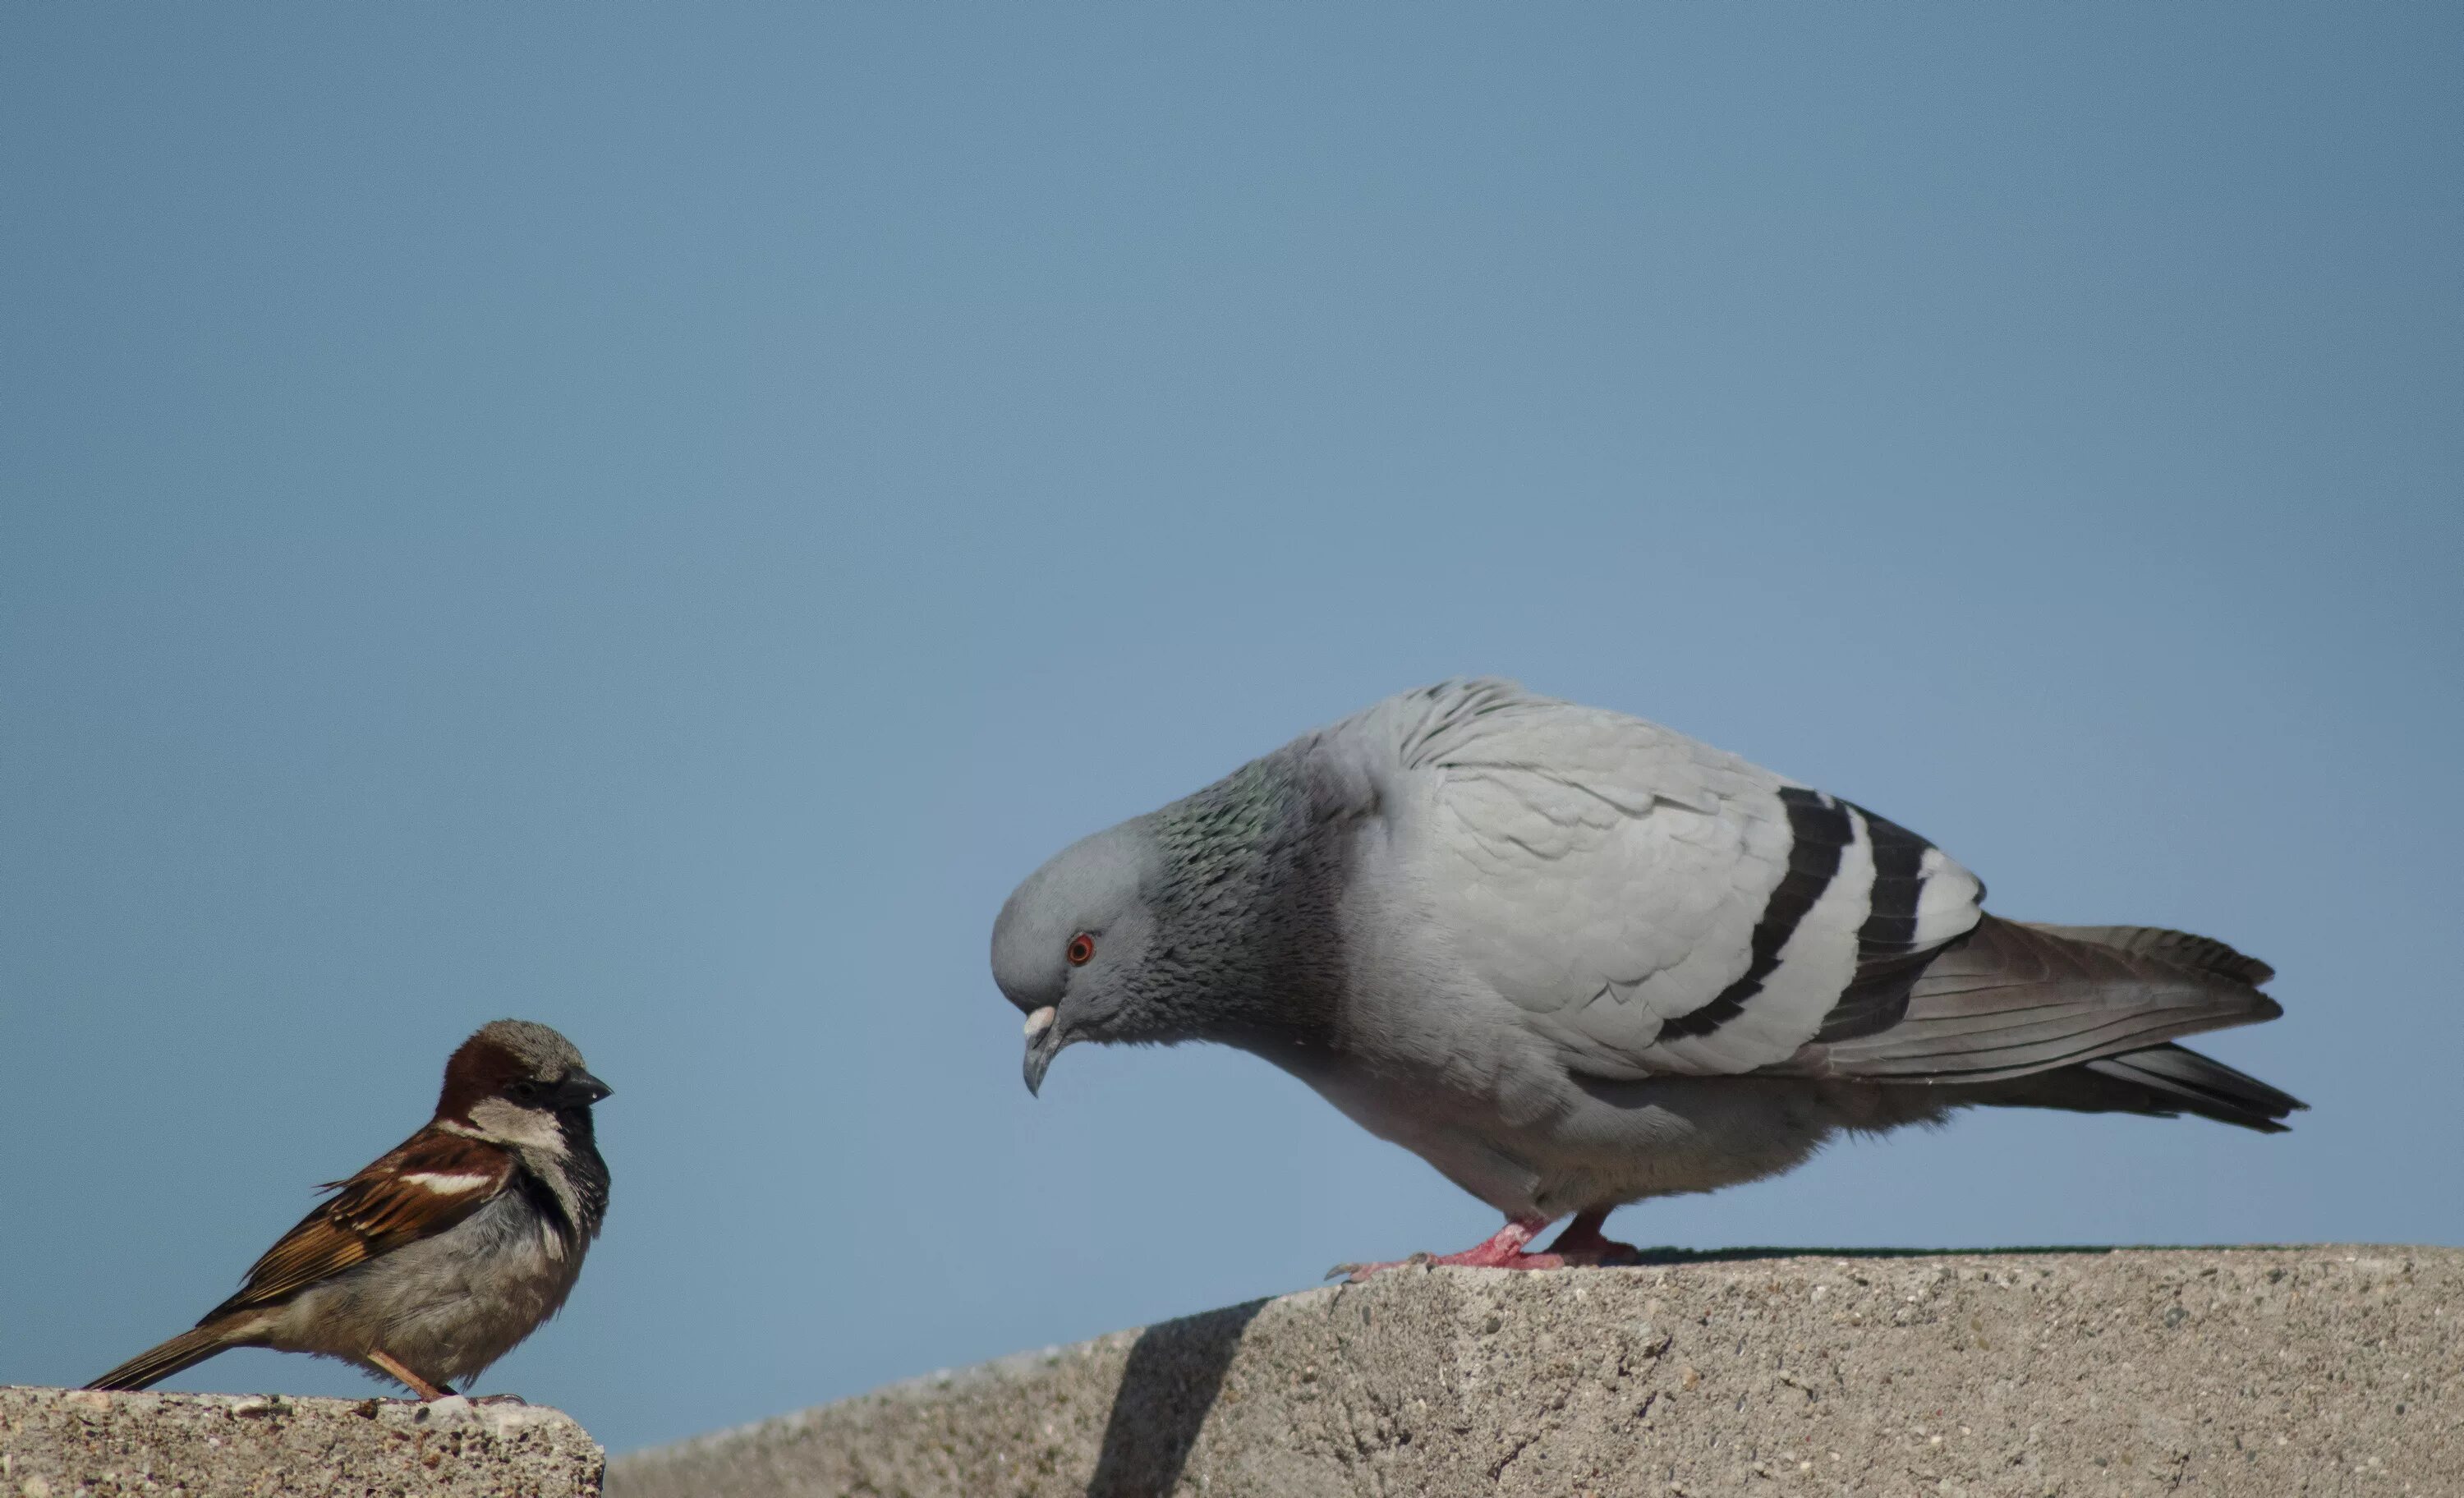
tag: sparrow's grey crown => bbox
[472,1019,590,1080]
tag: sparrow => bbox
[88,1019,612,1400]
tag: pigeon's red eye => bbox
[1065,933,1096,966]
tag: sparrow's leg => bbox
[1541,1208,1643,1266]
[1331,1215,1576,1283]
[365,1350,456,1402]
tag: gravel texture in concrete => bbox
[1,1386,604,1497]
[610,1247,2460,1498]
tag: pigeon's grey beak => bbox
[1022,1006,1061,1096]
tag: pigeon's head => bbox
[992,819,1167,1096]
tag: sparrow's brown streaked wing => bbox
[206,1128,515,1316]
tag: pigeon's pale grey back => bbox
[1311,678,1990,1077]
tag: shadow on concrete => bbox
[1085,1297,1267,1498]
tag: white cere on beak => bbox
[1023,1006,1058,1039]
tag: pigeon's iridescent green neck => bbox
[1141,751,1344,1050]
[1153,756,1296,889]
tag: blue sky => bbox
[3,2,2457,1457]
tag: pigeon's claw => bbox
[1333,1218,1589,1282]
[1540,1208,1644,1266]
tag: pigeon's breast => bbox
[1262,762,1896,1219]
[1249,790,1580,1215]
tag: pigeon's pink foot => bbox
[1330,1217,1575,1283]
[1542,1208,1643,1266]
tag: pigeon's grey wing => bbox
[1360,679,1985,1077]
[1771,916,2285,1083]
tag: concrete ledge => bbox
[0,1386,604,1496]
[610,1247,2461,1498]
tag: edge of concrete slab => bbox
[610,1244,2463,1498]
[1,1385,605,1496]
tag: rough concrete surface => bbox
[611,1247,2460,1498]
[0,1386,604,1497]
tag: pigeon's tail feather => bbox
[1782,915,2286,1088]
[85,1321,246,1393]
[2084,1044,2304,1129]
[1959,1041,2305,1133]
[2019,922,2275,986]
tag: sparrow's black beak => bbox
[1022,1006,1061,1096]
[557,1070,614,1108]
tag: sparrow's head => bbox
[436,1019,612,1156]
[991,819,1167,1096]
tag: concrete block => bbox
[610,1247,2462,1498]
[0,1386,603,1497]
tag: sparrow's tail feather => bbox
[86,1319,251,1392]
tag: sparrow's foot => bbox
[1541,1208,1643,1266]
[365,1349,455,1402]
[1331,1216,1574,1283]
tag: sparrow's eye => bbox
[507,1079,546,1105]
[1065,933,1096,966]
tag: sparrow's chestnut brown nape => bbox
[1065,932,1095,966]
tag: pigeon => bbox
[991,679,2301,1277]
